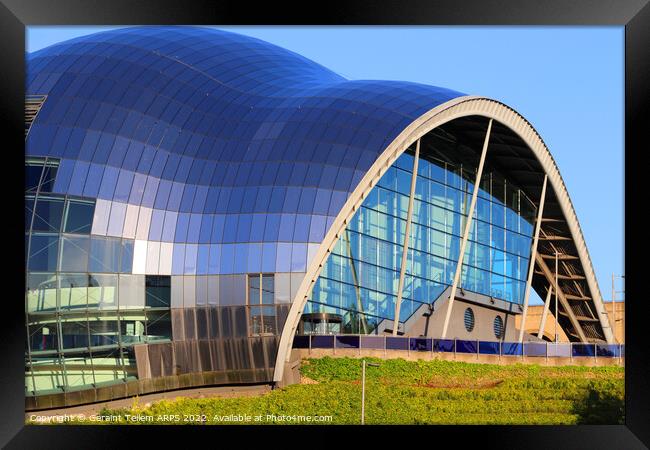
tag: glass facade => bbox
[304,149,536,334]
[25,158,170,395]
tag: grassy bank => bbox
[49,357,624,425]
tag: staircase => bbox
[376,285,452,336]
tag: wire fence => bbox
[292,335,624,359]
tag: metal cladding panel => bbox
[147,343,162,378]
[250,337,266,369]
[196,308,209,339]
[198,339,213,371]
[26,26,464,276]
[183,308,197,340]
[220,307,233,337]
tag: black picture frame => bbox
[1,1,646,447]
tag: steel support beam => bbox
[535,253,589,342]
[518,174,548,342]
[392,139,420,335]
[537,286,554,340]
[344,230,368,334]
[441,119,492,339]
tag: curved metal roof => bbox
[26,26,462,275]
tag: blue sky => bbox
[27,26,624,305]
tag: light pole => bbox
[361,360,380,425]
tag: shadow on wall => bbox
[572,381,624,424]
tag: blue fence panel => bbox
[360,335,385,350]
[595,344,620,357]
[572,344,596,357]
[433,339,455,353]
[455,339,477,354]
[479,341,500,355]
[291,335,623,360]
[524,342,546,357]
[546,343,571,357]
[386,336,409,350]
[409,337,432,352]
[501,342,523,356]
[292,335,310,348]
[335,335,360,349]
[311,335,334,349]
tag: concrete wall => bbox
[406,296,518,342]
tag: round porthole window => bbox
[464,308,475,332]
[494,315,504,339]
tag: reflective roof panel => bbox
[26,26,465,255]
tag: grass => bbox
[46,357,624,425]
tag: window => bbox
[247,273,276,335]
[40,162,59,193]
[59,235,90,272]
[28,318,58,352]
[89,236,121,272]
[63,199,95,234]
[59,273,90,310]
[27,273,58,312]
[494,315,504,339]
[145,310,172,342]
[28,234,59,271]
[120,239,134,273]
[32,197,64,232]
[464,307,475,333]
[25,163,43,193]
[145,275,171,308]
[25,157,58,193]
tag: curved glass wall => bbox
[25,157,171,396]
[303,141,537,334]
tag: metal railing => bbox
[292,335,624,359]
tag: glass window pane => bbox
[248,274,260,305]
[262,274,274,304]
[32,197,64,232]
[120,239,134,273]
[118,274,145,309]
[145,275,171,307]
[64,199,95,234]
[145,310,171,342]
[60,235,90,272]
[28,315,59,351]
[249,305,262,335]
[87,273,118,309]
[89,236,121,273]
[27,273,57,312]
[60,314,89,349]
[261,306,276,334]
[59,273,89,310]
[25,163,43,193]
[87,314,120,347]
[28,234,59,271]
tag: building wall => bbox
[406,296,518,342]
